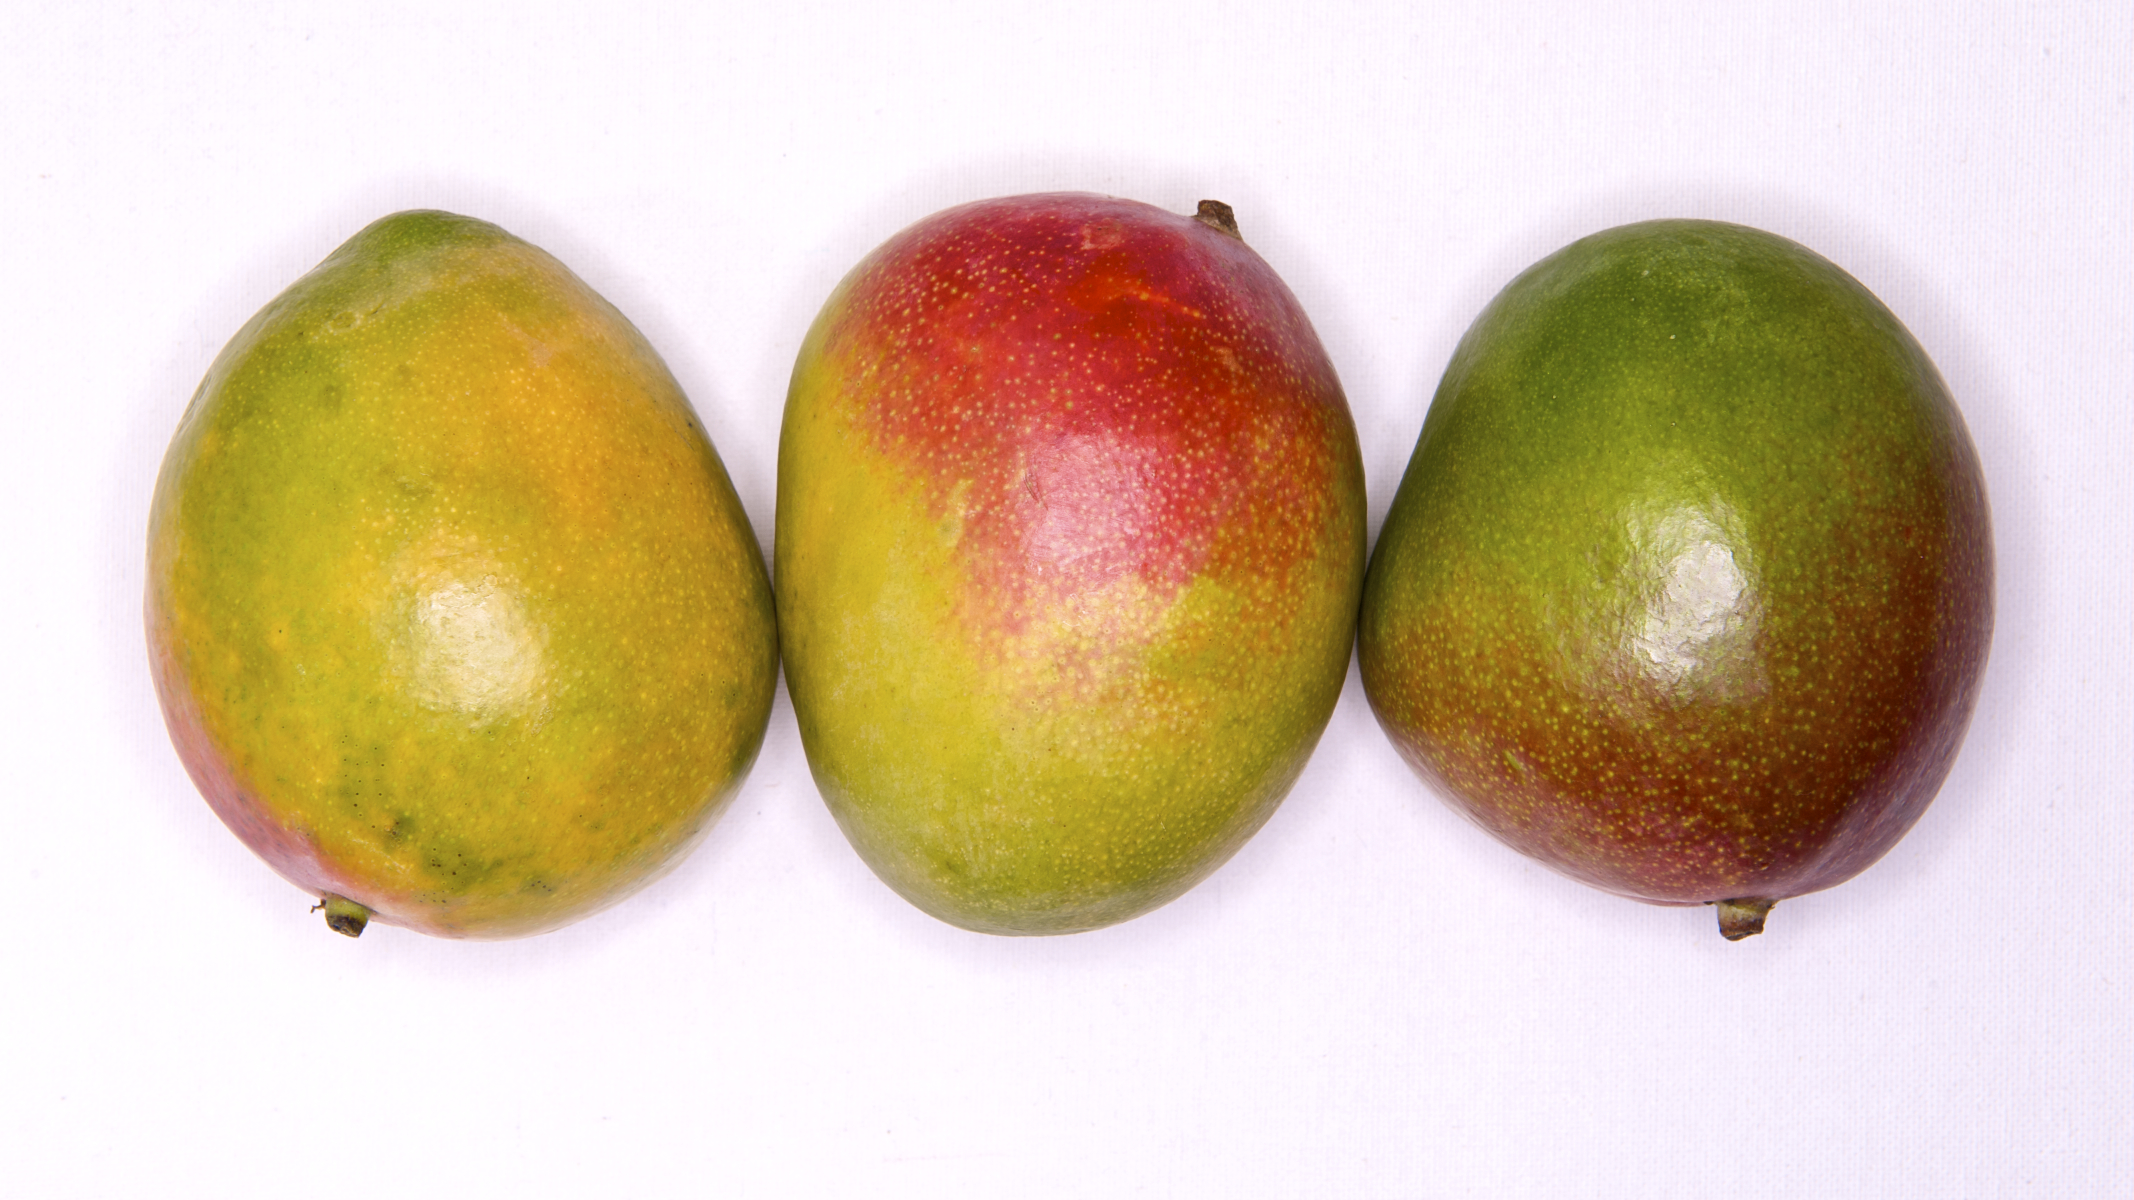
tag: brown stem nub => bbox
[313,894,371,938]
[1194,200,1241,240]
[1712,898,1775,941]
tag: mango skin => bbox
[1359,219,1993,930]
[777,194,1366,935]
[147,211,777,939]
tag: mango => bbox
[146,210,777,938]
[1358,219,1994,939]
[776,193,1366,934]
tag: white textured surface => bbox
[3,3,2127,1195]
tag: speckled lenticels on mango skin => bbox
[777,193,1366,935]
[147,210,778,939]
[1358,219,1992,939]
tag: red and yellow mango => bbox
[776,193,1365,934]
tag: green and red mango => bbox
[1358,219,1993,938]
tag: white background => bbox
[4,3,2127,1196]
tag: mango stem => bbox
[1713,897,1775,941]
[313,894,371,938]
[1194,200,1242,239]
